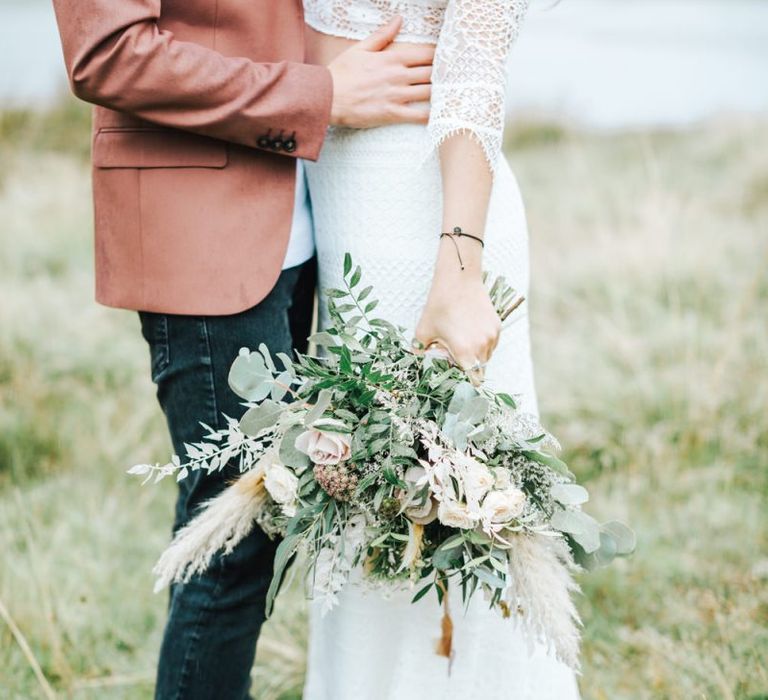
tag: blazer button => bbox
[270,139,284,151]
[283,139,297,153]
[257,131,272,149]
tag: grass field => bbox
[0,98,766,699]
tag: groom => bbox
[51,1,433,697]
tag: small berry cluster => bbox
[313,462,359,502]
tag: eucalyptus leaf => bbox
[270,371,293,402]
[473,567,507,590]
[550,508,602,553]
[451,422,471,452]
[458,395,489,424]
[248,381,273,403]
[595,530,619,565]
[239,400,281,437]
[305,389,332,426]
[280,425,311,468]
[258,343,276,373]
[228,349,271,401]
[572,530,620,570]
[551,483,590,506]
[276,352,295,373]
[432,544,463,571]
[601,520,636,556]
[467,425,493,443]
[448,382,477,415]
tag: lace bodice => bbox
[303,0,530,170]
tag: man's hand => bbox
[328,16,434,128]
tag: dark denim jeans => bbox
[139,260,316,700]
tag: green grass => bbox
[1,96,766,699]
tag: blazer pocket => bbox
[93,128,228,169]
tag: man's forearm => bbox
[52,0,333,160]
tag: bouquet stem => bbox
[435,578,454,663]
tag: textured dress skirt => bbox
[302,122,581,700]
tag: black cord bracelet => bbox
[440,227,485,270]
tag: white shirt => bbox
[281,160,315,269]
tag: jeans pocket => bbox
[138,311,171,382]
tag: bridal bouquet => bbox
[130,255,634,669]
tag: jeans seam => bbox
[199,317,219,424]
[171,318,223,700]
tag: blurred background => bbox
[0,0,766,698]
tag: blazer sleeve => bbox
[51,0,333,161]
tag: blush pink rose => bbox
[295,427,352,465]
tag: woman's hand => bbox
[414,243,500,384]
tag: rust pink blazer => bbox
[52,0,333,314]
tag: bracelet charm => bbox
[439,227,485,270]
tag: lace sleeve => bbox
[428,0,530,173]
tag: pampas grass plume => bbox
[506,532,582,671]
[152,467,268,592]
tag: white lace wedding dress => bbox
[302,1,581,698]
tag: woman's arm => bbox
[415,135,499,374]
[414,0,530,376]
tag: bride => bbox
[301,1,581,698]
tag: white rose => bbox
[263,461,299,505]
[295,426,352,465]
[437,499,477,529]
[480,488,526,524]
[463,461,495,502]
